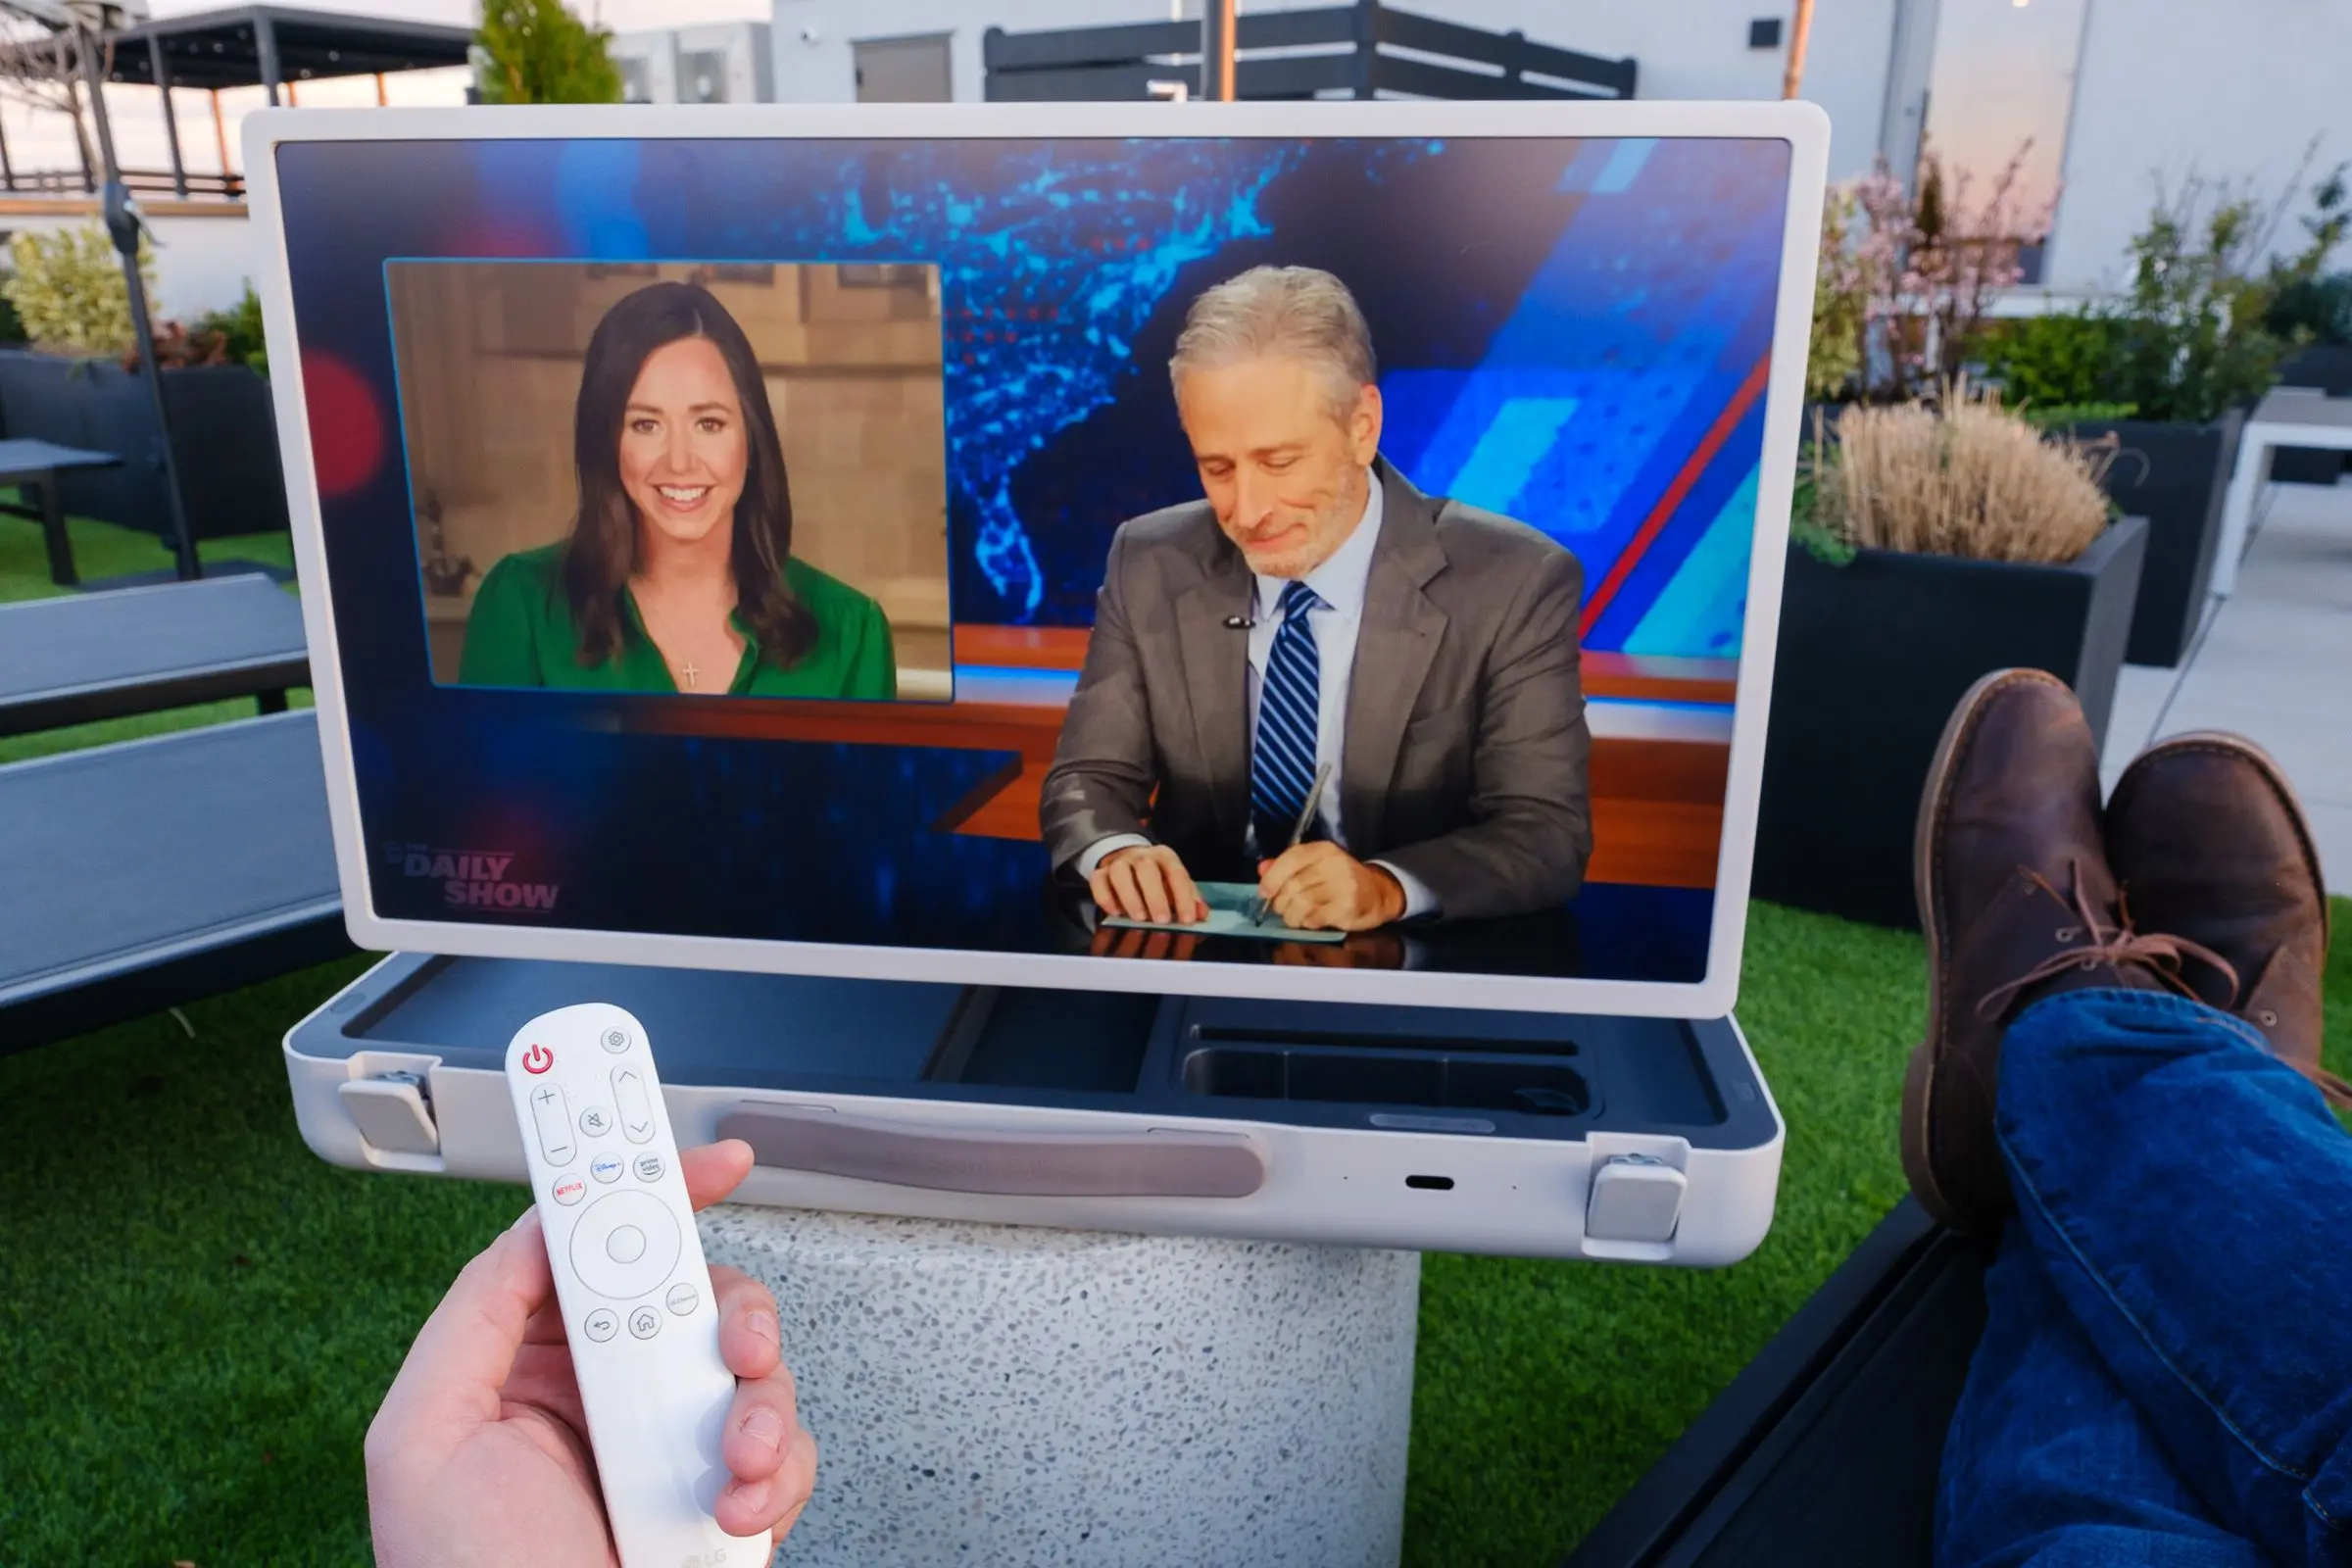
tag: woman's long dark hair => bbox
[560,280,815,671]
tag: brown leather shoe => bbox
[1902,670,2219,1235]
[2106,732,2351,1106]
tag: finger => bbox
[1160,856,1208,923]
[716,1423,818,1542]
[373,1209,555,1448]
[1273,858,1334,920]
[1106,859,1147,921]
[1280,876,1337,930]
[1086,865,1114,912]
[683,1140,756,1212]
[1256,845,1305,900]
[711,1265,782,1383]
[1135,858,1174,926]
[719,1357,802,1489]
[1260,841,1340,904]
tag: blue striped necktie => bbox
[1250,579,1324,857]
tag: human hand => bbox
[366,1139,818,1568]
[1257,843,1407,932]
[1090,923,1205,962]
[1089,843,1209,925]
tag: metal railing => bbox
[0,166,245,200]
[984,2,1636,103]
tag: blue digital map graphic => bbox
[442,133,1788,654]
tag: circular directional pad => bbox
[568,1192,681,1301]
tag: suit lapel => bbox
[1343,462,1448,855]
[1174,543,1255,849]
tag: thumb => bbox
[375,1207,556,1444]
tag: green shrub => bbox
[1807,186,1866,402]
[0,224,157,357]
[193,283,268,374]
[2019,401,2140,429]
[2108,191,2291,421]
[2265,163,2350,348]
[1978,312,2132,409]
[2268,272,2352,348]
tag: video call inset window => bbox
[387,259,952,703]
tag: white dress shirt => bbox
[1078,473,1440,920]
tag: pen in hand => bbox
[1250,760,1334,927]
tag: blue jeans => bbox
[1938,990,2352,1567]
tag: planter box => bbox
[0,349,288,543]
[1753,515,2148,929]
[2063,414,2238,668]
[2275,346,2352,484]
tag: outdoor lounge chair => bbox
[0,572,309,737]
[0,710,347,1052]
[1562,1199,1985,1567]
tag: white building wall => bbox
[0,206,257,321]
[2044,0,2352,294]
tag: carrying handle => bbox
[716,1105,1267,1199]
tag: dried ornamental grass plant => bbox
[1811,383,2118,565]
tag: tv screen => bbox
[255,103,1826,1017]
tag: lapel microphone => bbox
[1223,614,1255,629]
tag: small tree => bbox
[474,0,622,105]
[2264,162,2352,349]
[1849,141,2051,403]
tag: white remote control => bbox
[503,1004,769,1568]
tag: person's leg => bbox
[1908,670,2258,1561]
[1997,988,2352,1564]
[1939,1227,2270,1568]
[1910,680,2352,1564]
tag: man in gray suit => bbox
[1039,265,1592,932]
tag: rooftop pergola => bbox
[0,5,473,199]
[107,4,473,96]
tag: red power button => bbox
[522,1043,554,1074]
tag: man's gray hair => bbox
[1168,265,1377,421]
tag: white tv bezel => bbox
[244,98,1829,1023]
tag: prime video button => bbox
[1368,1113,1496,1134]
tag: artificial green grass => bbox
[7,512,2350,1562]
[6,901,2345,1566]
[0,509,296,605]
[0,514,308,766]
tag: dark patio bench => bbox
[1563,1199,1988,1567]
[0,710,349,1052]
[0,572,309,738]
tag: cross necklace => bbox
[632,587,713,691]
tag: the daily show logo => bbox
[383,842,561,912]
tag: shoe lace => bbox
[1975,858,2239,1022]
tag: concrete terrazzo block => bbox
[700,1205,1420,1567]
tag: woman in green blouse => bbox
[458,280,896,700]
